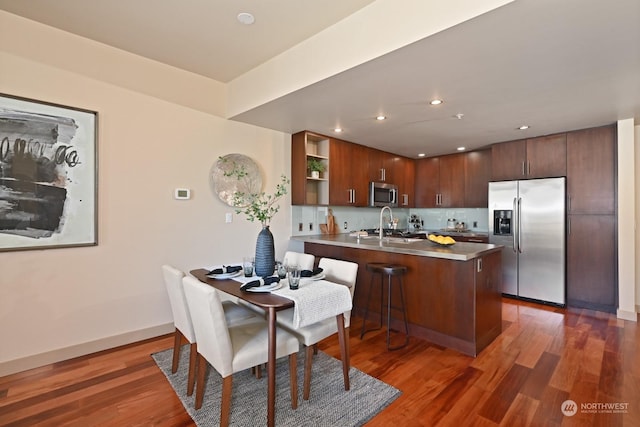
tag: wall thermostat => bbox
[174,188,191,200]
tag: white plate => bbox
[245,282,283,293]
[206,270,243,280]
[301,273,325,284]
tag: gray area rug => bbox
[152,345,401,426]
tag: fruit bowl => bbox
[427,234,456,246]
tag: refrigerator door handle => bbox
[512,197,518,252]
[517,197,523,253]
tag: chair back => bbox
[318,258,359,326]
[283,251,315,270]
[182,276,234,377]
[161,265,196,343]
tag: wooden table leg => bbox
[336,313,350,391]
[267,307,276,427]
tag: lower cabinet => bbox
[567,214,617,312]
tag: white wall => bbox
[0,15,292,375]
[617,119,637,320]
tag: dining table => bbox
[190,268,351,427]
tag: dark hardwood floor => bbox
[1,298,638,426]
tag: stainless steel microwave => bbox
[369,182,398,207]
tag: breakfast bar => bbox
[293,234,503,356]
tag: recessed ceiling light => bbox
[334,128,342,133]
[376,115,386,121]
[237,12,255,25]
[457,147,466,151]
[429,99,443,105]
[418,153,426,157]
[518,125,530,130]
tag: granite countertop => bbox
[292,233,502,261]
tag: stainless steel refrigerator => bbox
[488,177,566,306]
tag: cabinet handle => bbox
[477,258,483,272]
[522,161,526,176]
[468,239,484,243]
[567,217,571,235]
[402,194,408,205]
[567,195,571,212]
[352,189,356,204]
[527,161,531,175]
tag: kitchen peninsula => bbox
[293,234,503,356]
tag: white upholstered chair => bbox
[182,276,300,426]
[276,257,359,400]
[161,265,257,396]
[283,251,315,270]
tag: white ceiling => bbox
[2,0,639,158]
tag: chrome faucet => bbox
[379,205,393,239]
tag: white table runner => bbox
[273,279,352,328]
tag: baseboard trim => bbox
[0,323,174,377]
[616,308,638,322]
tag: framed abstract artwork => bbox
[0,94,98,251]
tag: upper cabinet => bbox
[566,125,616,215]
[292,131,414,207]
[415,150,491,208]
[414,154,465,208]
[291,131,330,205]
[464,149,492,208]
[368,149,396,183]
[491,133,566,181]
[329,139,369,206]
[395,156,415,207]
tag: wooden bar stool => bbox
[360,263,410,350]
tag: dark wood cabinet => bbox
[565,124,617,313]
[567,125,616,215]
[394,156,415,207]
[491,134,566,181]
[526,134,566,178]
[567,214,617,312]
[415,154,464,208]
[414,157,440,207]
[415,152,478,208]
[328,138,369,206]
[464,149,491,208]
[439,154,465,207]
[491,139,526,181]
[368,149,394,183]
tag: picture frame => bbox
[0,93,98,251]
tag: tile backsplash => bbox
[291,206,488,236]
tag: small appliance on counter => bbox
[408,214,423,231]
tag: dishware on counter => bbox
[243,256,254,277]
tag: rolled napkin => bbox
[300,267,323,278]
[208,265,242,275]
[240,276,280,291]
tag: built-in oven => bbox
[369,182,398,207]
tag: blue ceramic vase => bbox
[255,225,275,277]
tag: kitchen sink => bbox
[355,236,422,244]
[383,237,423,244]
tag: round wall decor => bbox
[210,153,263,207]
